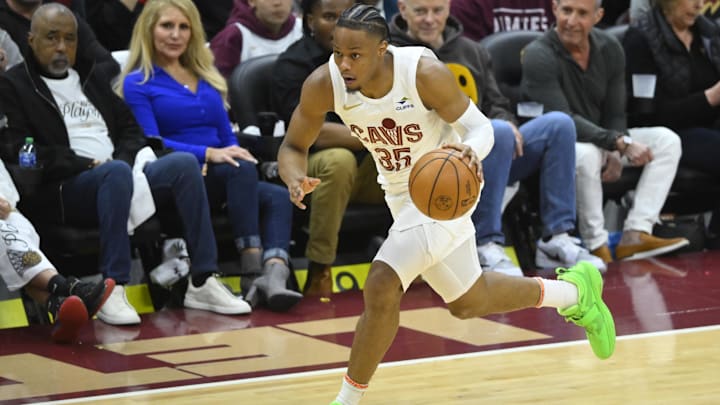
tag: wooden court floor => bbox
[1,250,719,404]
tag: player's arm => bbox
[416,57,494,176]
[278,64,335,209]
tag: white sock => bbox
[535,278,578,309]
[334,375,367,405]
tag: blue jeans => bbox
[61,152,219,283]
[144,152,218,277]
[205,160,293,264]
[472,112,577,245]
[62,160,133,283]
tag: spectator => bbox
[0,3,252,325]
[449,0,554,42]
[272,0,380,298]
[391,0,605,273]
[522,0,689,263]
[0,157,114,343]
[210,0,302,78]
[191,0,234,41]
[0,0,119,82]
[0,27,22,70]
[119,0,301,312]
[624,0,720,181]
[84,0,144,51]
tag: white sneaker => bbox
[477,242,524,277]
[535,233,607,272]
[184,275,252,315]
[96,285,141,325]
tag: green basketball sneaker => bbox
[556,261,616,359]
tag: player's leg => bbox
[440,238,615,359]
[333,261,403,405]
[333,222,436,405]
[347,260,403,383]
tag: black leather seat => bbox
[479,30,543,116]
[229,54,279,131]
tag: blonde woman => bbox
[118,0,301,312]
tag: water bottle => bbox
[18,137,37,168]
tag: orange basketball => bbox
[408,148,480,221]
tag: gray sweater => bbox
[522,28,626,150]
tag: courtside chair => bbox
[479,30,543,119]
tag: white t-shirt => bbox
[41,69,114,162]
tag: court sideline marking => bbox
[38,324,720,404]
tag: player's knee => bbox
[363,264,403,312]
[447,300,489,319]
[447,279,492,319]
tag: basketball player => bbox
[277,5,616,404]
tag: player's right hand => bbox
[288,176,321,209]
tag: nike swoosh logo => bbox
[343,103,362,110]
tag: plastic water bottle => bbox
[18,137,37,168]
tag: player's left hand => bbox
[441,143,484,184]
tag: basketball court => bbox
[1,250,719,404]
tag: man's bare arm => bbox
[278,64,336,208]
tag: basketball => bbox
[408,148,481,221]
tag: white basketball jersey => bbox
[328,45,462,198]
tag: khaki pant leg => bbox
[305,148,357,264]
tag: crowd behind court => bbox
[0,0,718,343]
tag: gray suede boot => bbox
[245,262,302,312]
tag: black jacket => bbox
[0,51,153,220]
[624,7,720,130]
